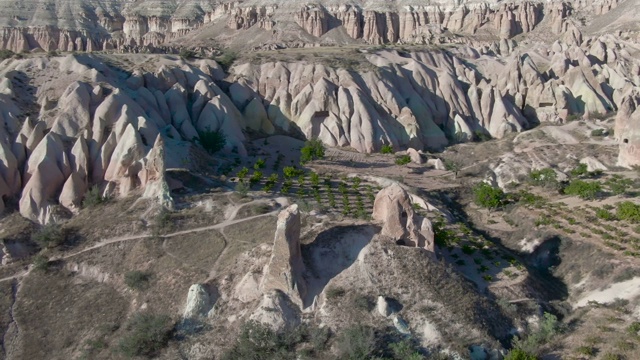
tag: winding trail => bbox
[0,196,289,284]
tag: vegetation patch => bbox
[118,312,173,358]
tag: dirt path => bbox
[0,196,289,284]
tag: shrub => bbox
[353,294,373,312]
[153,209,173,233]
[512,312,561,356]
[395,155,411,165]
[570,163,589,178]
[474,130,492,142]
[606,177,633,195]
[283,166,304,179]
[0,49,15,60]
[626,321,640,335]
[31,224,66,248]
[235,181,249,197]
[575,345,595,356]
[249,171,263,186]
[179,48,197,59]
[517,191,546,207]
[300,138,325,163]
[32,254,50,272]
[83,185,108,208]
[326,287,345,299]
[596,208,617,221]
[215,51,238,73]
[529,168,558,188]
[616,201,640,223]
[263,173,279,192]
[504,348,538,360]
[380,144,394,154]
[473,182,505,209]
[125,271,151,290]
[563,180,602,200]
[199,129,226,154]
[118,313,173,358]
[601,354,623,360]
[336,324,376,360]
[222,321,315,360]
[389,340,424,360]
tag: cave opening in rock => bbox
[624,139,629,144]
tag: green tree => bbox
[254,158,266,170]
[300,138,325,164]
[237,167,249,181]
[473,183,505,210]
[199,130,226,154]
[283,166,304,179]
[250,171,263,186]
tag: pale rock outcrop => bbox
[19,155,66,224]
[616,96,640,168]
[49,82,92,139]
[426,158,446,170]
[260,204,306,307]
[234,271,263,303]
[372,183,435,253]
[580,157,608,172]
[0,140,21,196]
[407,148,423,164]
[250,290,301,331]
[104,124,145,196]
[140,135,174,209]
[183,284,212,319]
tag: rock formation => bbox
[0,0,624,53]
[183,284,212,320]
[616,95,640,168]
[1,18,640,222]
[372,183,435,252]
[260,204,307,307]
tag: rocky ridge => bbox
[1,22,640,222]
[0,0,624,53]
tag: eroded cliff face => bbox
[0,0,624,52]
